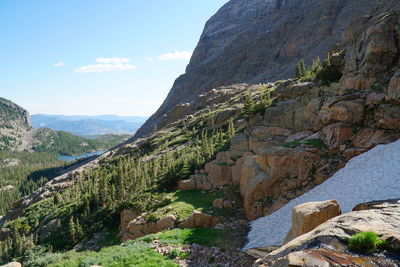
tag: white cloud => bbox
[53,62,65,67]
[145,57,154,62]
[95,57,130,64]
[159,51,192,61]
[74,57,136,73]
[74,63,136,73]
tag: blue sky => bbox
[0,0,227,116]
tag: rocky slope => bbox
[135,0,397,138]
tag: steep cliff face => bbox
[0,97,31,131]
[0,98,32,151]
[135,0,395,138]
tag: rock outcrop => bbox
[136,0,398,139]
[122,214,177,242]
[283,200,341,244]
[178,211,220,229]
[255,199,400,266]
[0,97,32,151]
[120,210,220,242]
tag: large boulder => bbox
[256,199,400,266]
[388,69,400,100]
[319,99,365,126]
[320,123,354,149]
[213,198,234,209]
[352,128,398,149]
[230,133,250,152]
[374,104,400,130]
[120,209,138,232]
[178,211,220,229]
[284,200,341,244]
[123,214,176,241]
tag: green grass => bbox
[279,139,327,150]
[137,228,236,250]
[146,186,241,223]
[26,228,236,267]
[304,139,328,149]
[280,141,301,148]
[46,242,178,267]
[348,232,385,253]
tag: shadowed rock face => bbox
[135,0,394,138]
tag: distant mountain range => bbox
[0,98,133,155]
[31,114,148,137]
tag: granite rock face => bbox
[135,0,395,139]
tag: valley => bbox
[1,0,400,266]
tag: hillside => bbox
[31,114,147,136]
[1,1,400,266]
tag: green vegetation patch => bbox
[304,139,328,149]
[280,141,301,148]
[279,138,327,150]
[137,228,236,250]
[348,231,386,253]
[295,52,343,85]
[23,228,236,267]
[146,186,242,223]
[44,242,177,267]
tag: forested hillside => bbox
[32,129,130,156]
[0,152,66,215]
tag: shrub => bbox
[348,232,385,252]
[279,141,301,148]
[304,139,328,149]
[295,52,343,85]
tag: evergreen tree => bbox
[227,119,235,139]
[296,59,305,78]
[243,90,255,117]
[68,216,77,244]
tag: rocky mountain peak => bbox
[135,0,396,139]
[0,97,31,131]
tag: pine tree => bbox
[68,216,77,244]
[296,59,305,79]
[227,119,235,139]
[244,90,255,117]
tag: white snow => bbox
[244,140,400,251]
